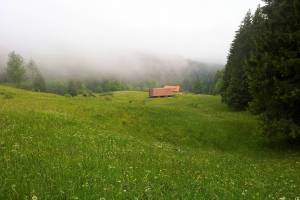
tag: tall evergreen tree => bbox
[247,0,300,139]
[221,11,253,110]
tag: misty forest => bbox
[0,52,223,96]
[0,0,300,199]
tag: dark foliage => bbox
[248,0,300,139]
[182,61,221,94]
[223,0,300,139]
[221,11,253,110]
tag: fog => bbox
[0,0,262,78]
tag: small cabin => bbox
[149,85,181,98]
[163,85,180,93]
[149,88,174,97]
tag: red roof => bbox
[149,88,174,97]
[163,85,180,92]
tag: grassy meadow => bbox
[0,85,299,199]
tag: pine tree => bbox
[248,0,300,139]
[221,11,253,110]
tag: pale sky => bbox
[0,0,262,65]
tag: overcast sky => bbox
[0,0,262,65]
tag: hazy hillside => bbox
[0,52,223,95]
[0,52,222,81]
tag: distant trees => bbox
[83,79,129,93]
[181,61,221,94]
[99,80,129,92]
[212,69,224,95]
[0,67,7,83]
[1,51,223,96]
[1,51,224,97]
[222,0,300,140]
[44,79,132,96]
[48,79,129,97]
[67,80,80,96]
[1,52,46,91]
[45,81,65,95]
[6,52,26,86]
[27,59,46,91]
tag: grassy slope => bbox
[0,85,299,199]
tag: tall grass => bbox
[0,86,299,199]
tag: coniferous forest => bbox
[222,0,300,140]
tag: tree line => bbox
[0,52,46,91]
[0,52,224,96]
[181,60,224,95]
[0,52,134,96]
[221,0,300,140]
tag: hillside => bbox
[0,85,299,199]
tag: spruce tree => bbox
[221,11,253,110]
[248,0,300,139]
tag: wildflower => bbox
[82,182,89,187]
[11,184,16,190]
[145,186,151,192]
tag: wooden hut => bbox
[149,88,174,97]
[163,85,180,93]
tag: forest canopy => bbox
[221,0,300,140]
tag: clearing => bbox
[0,85,299,199]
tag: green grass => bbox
[0,85,299,200]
